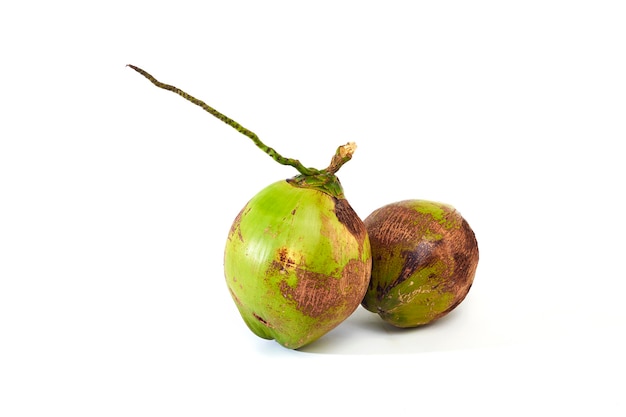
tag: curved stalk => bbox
[127,64,320,176]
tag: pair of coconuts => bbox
[129,65,479,350]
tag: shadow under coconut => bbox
[296,304,486,355]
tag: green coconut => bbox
[225,178,370,349]
[129,65,371,349]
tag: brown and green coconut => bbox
[361,200,479,327]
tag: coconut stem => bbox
[324,142,356,175]
[127,64,321,176]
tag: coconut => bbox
[361,200,478,327]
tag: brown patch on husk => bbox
[252,313,273,328]
[432,216,479,298]
[228,205,249,243]
[430,217,479,319]
[366,204,422,246]
[333,197,367,242]
[273,247,297,274]
[279,258,370,319]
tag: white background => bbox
[1,1,625,415]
